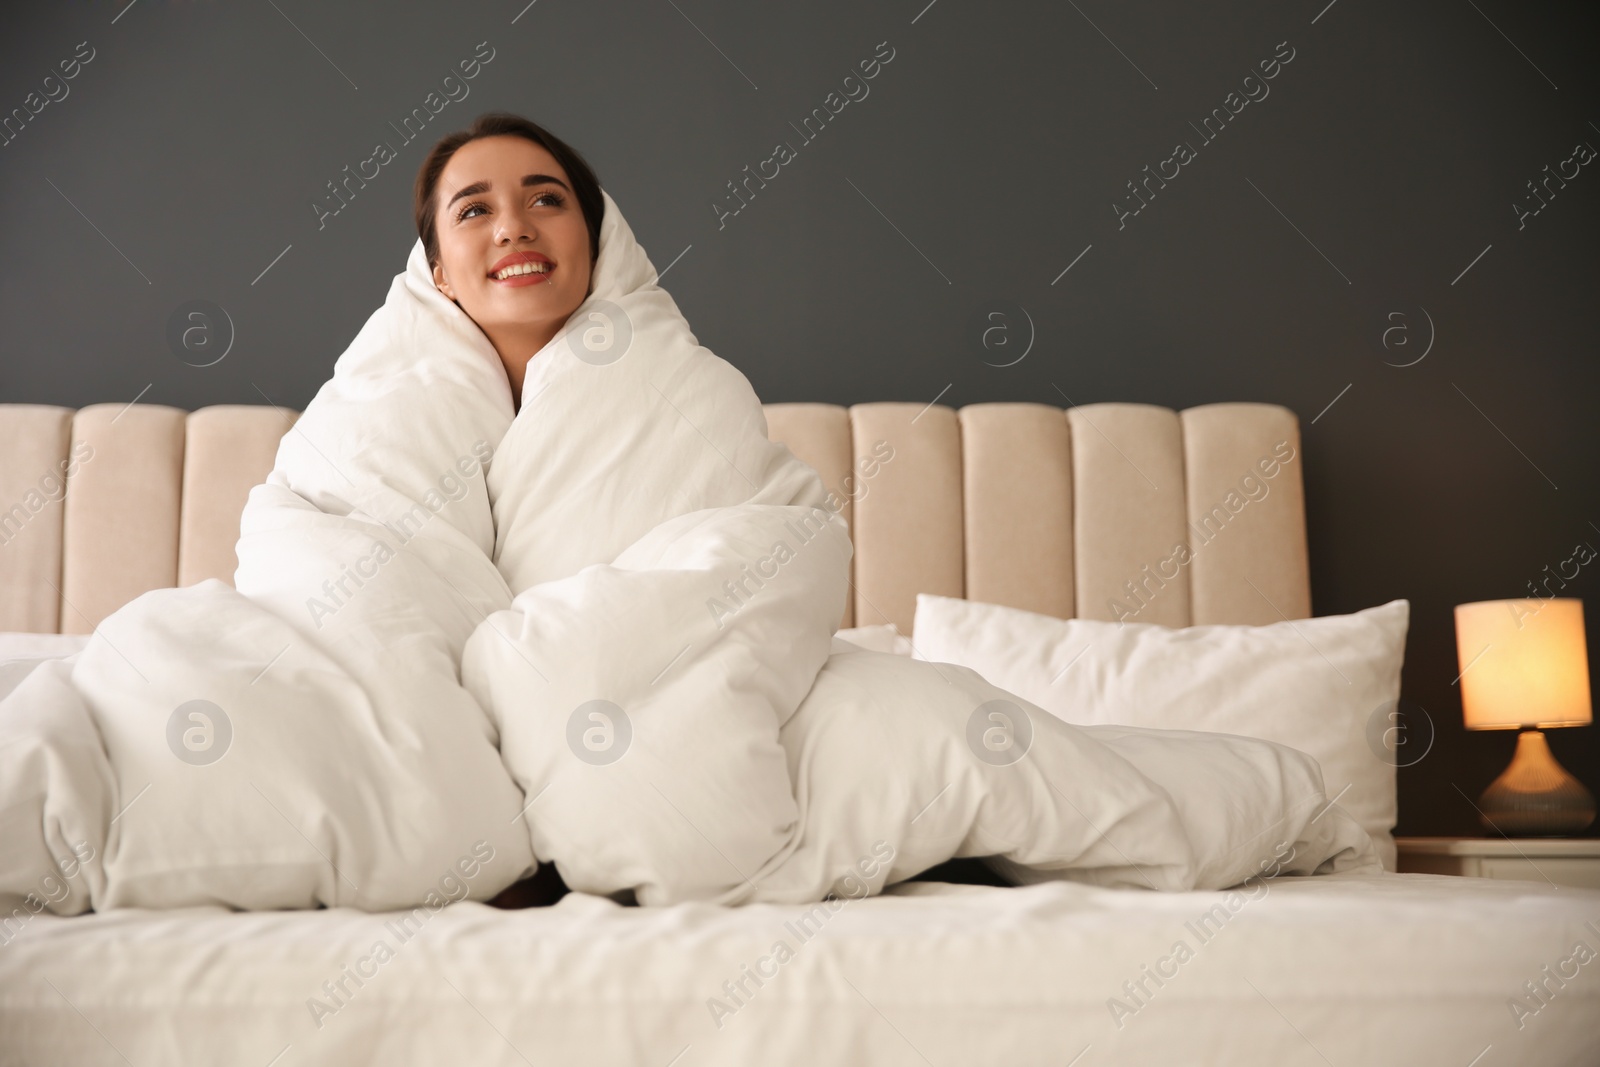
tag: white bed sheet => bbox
[3,871,1596,1066]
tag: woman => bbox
[414,113,608,410]
[414,115,604,906]
[0,111,1372,925]
[410,113,857,908]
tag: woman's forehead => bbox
[444,137,565,186]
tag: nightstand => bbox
[1396,837,1600,890]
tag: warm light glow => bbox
[1455,599,1592,730]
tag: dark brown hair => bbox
[413,112,604,270]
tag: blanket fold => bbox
[0,190,1378,922]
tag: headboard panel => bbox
[1069,403,1193,628]
[1181,403,1310,626]
[61,404,187,635]
[0,401,1311,636]
[177,406,299,589]
[0,405,73,634]
[847,403,965,633]
[959,403,1074,622]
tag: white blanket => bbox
[0,191,1379,919]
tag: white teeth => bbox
[492,261,551,280]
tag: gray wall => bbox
[3,0,1596,837]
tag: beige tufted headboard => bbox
[0,401,1311,637]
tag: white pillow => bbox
[911,595,1410,870]
[832,623,913,656]
[770,646,1378,899]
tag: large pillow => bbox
[911,595,1410,870]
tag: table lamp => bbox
[1455,598,1595,836]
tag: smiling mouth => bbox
[490,261,554,284]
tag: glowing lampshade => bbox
[1454,598,1594,835]
[1455,599,1592,730]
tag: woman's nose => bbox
[496,208,537,244]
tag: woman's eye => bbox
[456,192,562,222]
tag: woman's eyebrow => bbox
[445,173,571,211]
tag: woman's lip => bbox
[490,267,554,287]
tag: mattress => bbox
[3,871,1596,1066]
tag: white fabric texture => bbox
[911,594,1410,870]
[0,633,90,710]
[832,623,913,655]
[0,191,1378,919]
[3,874,1597,1066]
[0,632,90,665]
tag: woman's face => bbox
[430,135,593,349]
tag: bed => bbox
[1,399,1596,1065]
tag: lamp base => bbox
[1479,729,1596,837]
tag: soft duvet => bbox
[0,192,1378,918]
